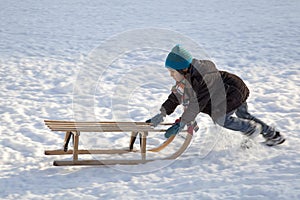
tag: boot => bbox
[264,131,285,146]
[245,121,262,139]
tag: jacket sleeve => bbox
[181,79,211,124]
[180,97,200,124]
[160,92,180,116]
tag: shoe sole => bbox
[265,138,286,146]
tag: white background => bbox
[0,0,299,199]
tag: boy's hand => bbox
[164,121,186,138]
[145,113,164,127]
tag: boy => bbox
[147,45,285,146]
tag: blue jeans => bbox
[216,103,275,137]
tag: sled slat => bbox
[45,149,137,155]
[53,159,154,166]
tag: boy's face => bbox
[168,68,184,82]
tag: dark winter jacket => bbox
[160,59,250,123]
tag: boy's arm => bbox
[180,80,210,124]
[160,92,180,116]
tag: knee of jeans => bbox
[235,110,243,118]
[236,110,251,119]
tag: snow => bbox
[0,0,299,199]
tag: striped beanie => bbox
[165,44,193,70]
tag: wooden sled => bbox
[44,120,193,166]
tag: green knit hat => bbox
[165,44,193,70]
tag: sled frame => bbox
[44,120,193,166]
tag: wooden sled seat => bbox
[44,120,193,166]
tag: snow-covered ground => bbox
[0,0,299,199]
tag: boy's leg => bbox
[235,102,285,146]
[215,111,262,138]
[235,103,275,139]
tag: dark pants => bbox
[216,102,275,138]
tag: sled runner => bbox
[44,120,193,166]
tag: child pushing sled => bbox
[147,45,285,146]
